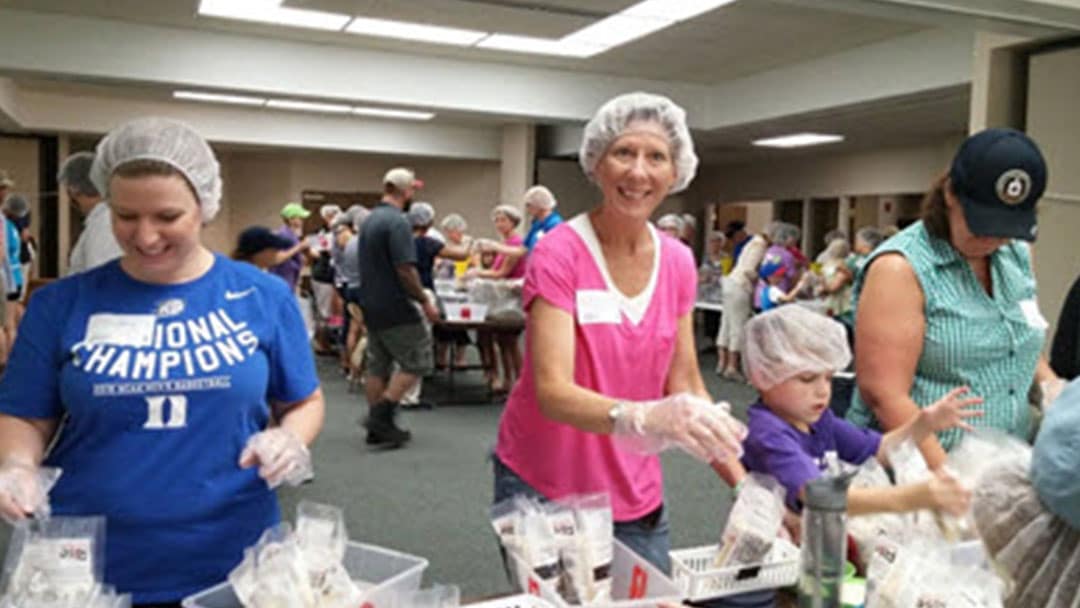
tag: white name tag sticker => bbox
[576,290,621,325]
[84,314,156,347]
[1019,299,1049,330]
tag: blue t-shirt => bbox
[0,255,319,603]
[6,218,22,293]
[741,402,881,511]
[523,211,563,251]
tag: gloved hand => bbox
[239,428,313,489]
[1040,377,1067,411]
[611,393,747,463]
[0,462,61,524]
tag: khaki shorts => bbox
[366,321,433,379]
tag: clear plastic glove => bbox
[239,428,313,489]
[1040,377,1067,411]
[0,463,60,524]
[612,393,747,463]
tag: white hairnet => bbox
[91,117,222,223]
[440,213,467,232]
[407,201,436,227]
[523,185,556,210]
[2,194,30,218]
[492,204,522,226]
[579,92,699,194]
[657,213,685,233]
[333,205,370,233]
[742,305,851,390]
[768,222,800,245]
[319,204,342,219]
[57,151,100,197]
[816,238,850,265]
[855,226,886,251]
[681,213,697,229]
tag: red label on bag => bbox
[528,578,540,595]
[629,565,648,599]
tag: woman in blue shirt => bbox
[0,118,325,606]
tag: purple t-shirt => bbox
[268,226,302,290]
[741,402,881,510]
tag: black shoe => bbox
[364,402,412,448]
[401,400,436,411]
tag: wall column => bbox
[838,195,852,238]
[500,123,535,212]
[801,198,814,254]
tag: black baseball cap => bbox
[949,128,1047,242]
[235,226,293,258]
[724,220,746,238]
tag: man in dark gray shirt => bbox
[358,167,439,448]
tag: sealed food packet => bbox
[546,502,584,604]
[518,497,562,590]
[715,474,786,567]
[1,515,106,606]
[230,523,317,608]
[571,493,613,604]
[296,501,348,570]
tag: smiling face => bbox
[759,370,834,432]
[493,211,516,237]
[594,121,677,223]
[110,173,205,284]
[944,183,1008,259]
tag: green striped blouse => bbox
[846,221,1045,451]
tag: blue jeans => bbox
[492,455,672,574]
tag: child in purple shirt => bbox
[739,305,982,515]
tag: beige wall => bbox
[216,148,502,253]
[1027,45,1080,338]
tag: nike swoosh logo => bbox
[225,288,256,301]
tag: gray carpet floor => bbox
[0,343,759,601]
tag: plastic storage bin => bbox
[444,302,488,322]
[181,541,429,608]
[508,538,682,608]
[669,538,799,601]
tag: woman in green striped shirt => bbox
[847,128,1064,469]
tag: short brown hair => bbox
[112,159,198,200]
[920,171,950,240]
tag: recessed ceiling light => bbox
[345,16,488,46]
[476,34,600,57]
[352,107,435,121]
[198,0,351,31]
[623,0,739,22]
[266,99,353,114]
[752,133,845,148]
[174,90,266,106]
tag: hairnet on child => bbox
[90,117,222,223]
[579,92,699,194]
[57,152,101,197]
[407,201,436,227]
[742,305,851,390]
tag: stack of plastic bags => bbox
[713,474,786,568]
[229,501,363,608]
[491,494,613,606]
[467,278,524,321]
[0,513,131,608]
[864,537,1004,608]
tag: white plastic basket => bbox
[444,302,488,322]
[669,538,799,601]
[508,538,682,608]
[466,594,557,608]
[181,541,428,608]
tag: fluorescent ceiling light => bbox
[477,34,600,57]
[267,99,353,114]
[198,0,351,31]
[623,0,738,22]
[753,133,845,148]
[561,15,672,50]
[352,107,435,121]
[174,90,266,106]
[345,16,487,46]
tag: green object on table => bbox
[841,577,866,608]
[844,561,856,580]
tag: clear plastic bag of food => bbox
[569,493,613,604]
[715,474,786,567]
[296,501,348,571]
[229,523,317,608]
[1,515,105,606]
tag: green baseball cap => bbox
[280,202,311,219]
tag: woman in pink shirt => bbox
[493,92,746,573]
[471,204,528,391]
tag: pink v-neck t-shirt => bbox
[495,214,697,521]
